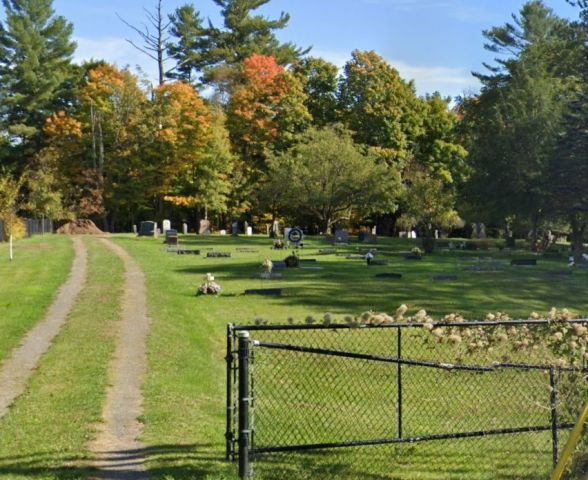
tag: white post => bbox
[9,234,13,261]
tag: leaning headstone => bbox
[183,223,188,235]
[139,221,156,237]
[163,219,171,233]
[199,219,211,235]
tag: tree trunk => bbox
[570,214,586,256]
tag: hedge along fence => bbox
[227,308,588,480]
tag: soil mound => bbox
[57,219,104,235]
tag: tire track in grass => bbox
[90,238,151,479]
[0,236,87,418]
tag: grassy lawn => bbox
[0,235,74,365]
[110,234,588,480]
[0,237,125,479]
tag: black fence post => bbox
[238,331,251,479]
[550,367,559,467]
[226,323,235,461]
[397,328,403,439]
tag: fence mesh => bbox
[228,321,588,479]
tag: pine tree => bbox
[0,0,76,169]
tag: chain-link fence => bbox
[226,320,588,479]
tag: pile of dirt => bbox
[57,219,104,235]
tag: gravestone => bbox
[207,252,231,258]
[246,226,253,236]
[433,274,458,281]
[244,288,282,296]
[510,259,537,266]
[375,273,403,279]
[183,223,188,235]
[368,259,389,266]
[272,219,280,238]
[334,229,350,244]
[132,224,137,234]
[176,249,200,255]
[165,229,178,246]
[232,221,239,236]
[139,221,156,237]
[162,219,171,233]
[220,229,227,235]
[199,219,211,235]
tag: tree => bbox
[398,167,461,252]
[293,57,339,127]
[0,0,76,167]
[461,1,574,240]
[338,50,423,166]
[168,0,308,90]
[261,125,401,233]
[227,54,310,170]
[118,0,172,86]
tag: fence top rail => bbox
[232,318,588,332]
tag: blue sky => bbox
[52,0,581,99]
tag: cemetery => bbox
[1,0,588,479]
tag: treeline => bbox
[0,0,587,252]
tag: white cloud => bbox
[360,0,492,23]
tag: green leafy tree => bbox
[293,57,339,127]
[262,125,401,233]
[338,50,423,165]
[0,0,76,168]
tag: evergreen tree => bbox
[0,0,76,169]
[168,0,308,90]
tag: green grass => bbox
[109,234,588,480]
[0,237,125,479]
[0,235,74,364]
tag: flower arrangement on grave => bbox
[411,246,422,258]
[284,253,300,268]
[262,258,273,274]
[197,273,222,295]
[273,239,285,250]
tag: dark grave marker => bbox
[207,252,231,258]
[176,249,200,255]
[244,288,282,296]
[368,259,389,266]
[375,273,403,279]
[138,221,156,237]
[510,259,537,266]
[433,274,458,281]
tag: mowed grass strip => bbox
[0,237,124,479]
[0,235,74,364]
[110,234,588,479]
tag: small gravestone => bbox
[433,274,458,281]
[244,288,282,296]
[177,249,200,255]
[246,226,253,236]
[220,230,227,235]
[139,221,157,237]
[132,224,138,234]
[207,252,231,258]
[376,273,403,279]
[272,219,280,237]
[199,219,211,235]
[511,259,537,266]
[183,223,188,235]
[232,221,239,236]
[165,229,178,246]
[163,219,171,233]
[335,229,350,244]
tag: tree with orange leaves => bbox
[227,54,310,172]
